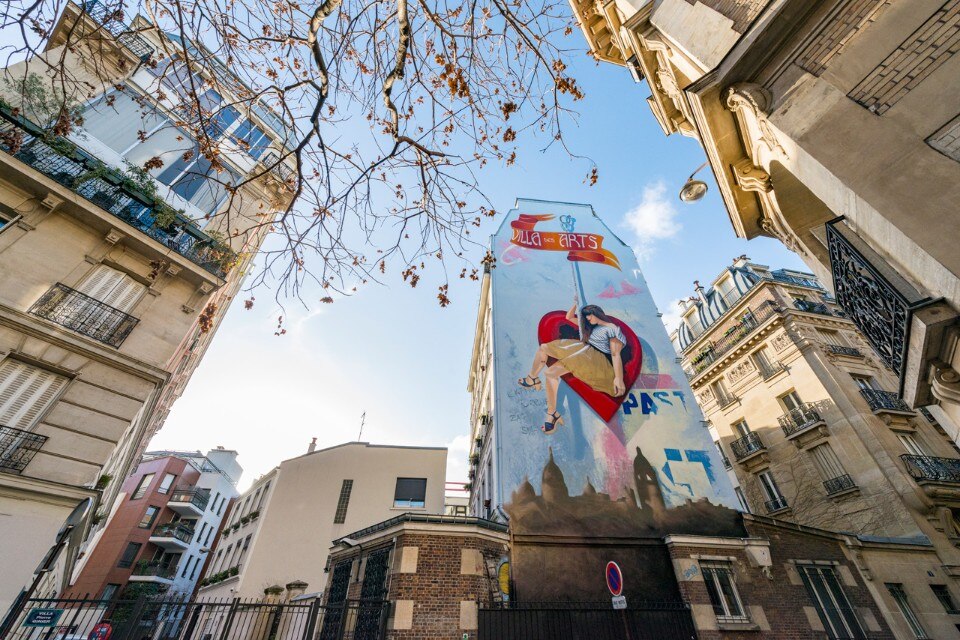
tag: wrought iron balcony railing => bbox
[81,0,155,60]
[902,455,960,484]
[152,522,195,543]
[758,361,786,379]
[778,403,824,437]
[764,496,789,513]
[690,302,780,374]
[168,487,211,511]
[730,432,765,461]
[721,454,732,470]
[792,300,832,315]
[131,562,177,579]
[825,344,863,357]
[859,388,913,414]
[823,474,856,495]
[0,108,236,278]
[0,425,48,473]
[30,283,139,348]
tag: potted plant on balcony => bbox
[469,453,480,466]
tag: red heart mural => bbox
[537,311,643,422]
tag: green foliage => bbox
[121,163,159,201]
[4,73,84,128]
[95,474,112,490]
[73,161,113,188]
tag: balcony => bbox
[792,300,832,316]
[824,344,863,358]
[764,496,789,514]
[149,522,195,550]
[730,432,767,469]
[30,283,139,348]
[0,425,48,474]
[758,362,786,380]
[689,302,780,375]
[778,403,827,447]
[167,487,210,517]
[0,107,236,278]
[129,561,176,584]
[859,388,914,415]
[81,0,155,60]
[902,455,960,507]
[823,474,857,496]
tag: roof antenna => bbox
[358,411,366,441]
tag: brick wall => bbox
[683,0,769,33]
[849,0,960,115]
[796,0,889,77]
[668,521,895,639]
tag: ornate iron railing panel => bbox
[30,283,139,348]
[0,425,48,473]
[823,474,856,495]
[826,220,929,383]
[778,403,824,437]
[730,432,765,461]
[792,300,831,315]
[131,561,177,579]
[902,455,960,484]
[859,388,913,414]
[764,496,789,513]
[0,109,235,277]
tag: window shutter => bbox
[78,265,146,312]
[0,359,68,429]
[394,478,427,502]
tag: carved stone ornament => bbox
[932,362,960,405]
[728,358,756,384]
[732,158,771,193]
[771,331,793,353]
[725,83,787,159]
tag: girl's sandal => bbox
[542,411,563,435]
[517,375,542,390]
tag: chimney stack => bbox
[307,437,317,454]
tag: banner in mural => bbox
[492,199,743,538]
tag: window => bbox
[732,420,751,438]
[81,89,168,156]
[686,312,705,337]
[711,379,733,406]
[898,433,929,457]
[751,348,777,377]
[852,375,876,391]
[258,483,270,509]
[181,555,192,578]
[190,559,199,580]
[0,210,12,231]
[700,561,747,623]
[0,358,69,430]
[217,495,225,515]
[117,542,142,568]
[139,506,160,529]
[231,119,270,159]
[758,471,787,511]
[800,565,865,639]
[734,487,750,513]
[334,479,354,524]
[779,390,803,413]
[157,473,177,495]
[101,584,121,601]
[196,90,240,138]
[204,527,213,546]
[931,584,959,614]
[78,264,147,313]
[394,478,427,509]
[817,328,845,346]
[156,150,240,216]
[886,583,928,639]
[809,444,847,482]
[131,473,155,500]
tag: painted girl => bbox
[519,298,626,434]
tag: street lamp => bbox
[679,162,709,203]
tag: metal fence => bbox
[1,595,388,640]
[478,601,698,640]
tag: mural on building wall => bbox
[492,199,743,538]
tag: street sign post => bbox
[605,561,623,597]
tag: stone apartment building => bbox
[197,442,447,600]
[565,0,960,440]
[671,256,960,637]
[0,1,294,612]
[66,448,240,598]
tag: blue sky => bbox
[149,49,807,491]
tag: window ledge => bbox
[717,620,760,632]
[827,487,861,501]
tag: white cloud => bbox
[445,434,471,484]
[659,297,686,335]
[622,181,682,260]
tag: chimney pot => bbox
[307,438,317,454]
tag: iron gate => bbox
[478,601,698,640]
[0,595,388,640]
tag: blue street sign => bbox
[23,608,63,627]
